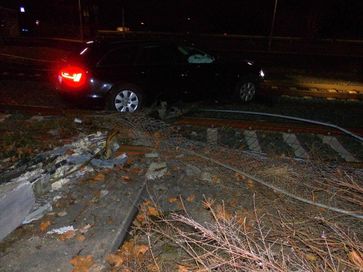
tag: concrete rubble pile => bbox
[0,131,128,241]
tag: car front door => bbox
[175,45,219,101]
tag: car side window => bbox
[137,45,178,65]
[177,46,215,64]
[98,46,138,67]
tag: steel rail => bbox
[200,109,363,142]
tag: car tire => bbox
[235,80,256,103]
[106,85,144,113]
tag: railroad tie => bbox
[282,133,310,159]
[319,135,358,162]
[243,130,262,154]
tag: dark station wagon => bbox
[56,39,265,112]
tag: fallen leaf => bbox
[40,220,51,232]
[306,253,318,262]
[348,250,363,269]
[120,241,134,257]
[147,206,160,217]
[130,167,143,175]
[211,175,220,183]
[234,173,245,181]
[246,179,254,190]
[121,176,131,181]
[147,263,159,272]
[168,197,178,203]
[136,213,146,223]
[186,194,195,202]
[79,224,92,234]
[177,265,190,272]
[93,173,105,182]
[76,234,86,242]
[106,253,124,267]
[59,230,76,241]
[134,244,149,256]
[215,204,232,221]
[69,255,94,272]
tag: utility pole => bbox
[122,6,125,37]
[78,0,84,41]
[268,0,278,51]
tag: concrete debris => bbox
[11,168,44,184]
[74,118,82,124]
[47,128,60,136]
[100,190,109,198]
[57,211,67,217]
[79,224,92,234]
[146,162,167,180]
[29,116,44,122]
[90,153,127,169]
[185,164,202,177]
[67,154,92,165]
[200,172,214,183]
[145,152,159,158]
[0,114,11,123]
[0,180,35,241]
[53,195,62,202]
[47,225,75,235]
[32,173,51,196]
[23,203,52,224]
[51,178,70,191]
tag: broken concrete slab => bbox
[0,167,147,271]
[23,203,52,224]
[0,180,35,241]
[146,162,167,180]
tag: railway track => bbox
[174,115,363,164]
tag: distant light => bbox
[20,6,25,13]
[187,17,191,21]
[86,40,94,44]
[35,20,40,26]
[247,61,253,66]
[260,69,265,78]
[80,47,88,55]
[21,28,29,32]
[140,21,145,25]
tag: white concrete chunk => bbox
[0,180,35,241]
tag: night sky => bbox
[1,0,363,39]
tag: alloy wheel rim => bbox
[239,82,255,102]
[114,90,139,112]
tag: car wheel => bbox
[107,87,143,113]
[236,81,256,103]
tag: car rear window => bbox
[97,46,138,67]
[137,45,178,65]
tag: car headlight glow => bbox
[259,69,265,78]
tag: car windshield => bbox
[177,46,215,64]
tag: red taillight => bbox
[58,65,87,89]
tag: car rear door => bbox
[135,44,183,101]
[93,44,140,88]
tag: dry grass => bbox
[135,197,363,272]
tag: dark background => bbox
[1,0,363,39]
